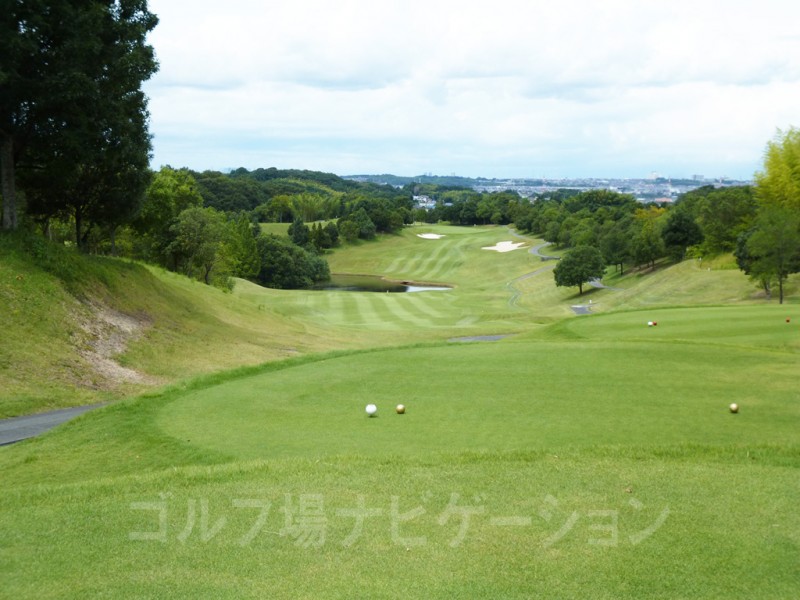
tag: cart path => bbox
[0,403,105,446]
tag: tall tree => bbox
[0,0,54,230]
[2,1,158,240]
[129,166,203,265]
[678,186,756,254]
[734,228,772,299]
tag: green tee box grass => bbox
[155,338,799,461]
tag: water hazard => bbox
[311,274,451,293]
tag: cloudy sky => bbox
[143,0,800,180]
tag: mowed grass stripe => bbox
[309,290,458,330]
[401,292,454,324]
[382,254,405,274]
[312,291,365,327]
[411,237,459,280]
[417,238,467,281]
[383,249,433,277]
[374,293,439,328]
[352,293,403,329]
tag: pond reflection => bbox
[311,274,451,293]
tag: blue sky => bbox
[143,0,800,180]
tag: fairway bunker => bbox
[417,233,445,239]
[482,241,528,252]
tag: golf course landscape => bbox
[1,224,798,599]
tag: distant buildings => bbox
[412,195,436,210]
[352,174,751,205]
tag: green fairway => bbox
[2,226,799,598]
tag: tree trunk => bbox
[778,277,784,304]
[578,282,583,295]
[75,207,85,251]
[1,133,17,230]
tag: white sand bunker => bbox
[417,233,445,239]
[482,241,528,253]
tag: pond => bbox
[311,274,452,293]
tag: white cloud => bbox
[144,0,800,178]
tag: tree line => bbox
[117,166,415,289]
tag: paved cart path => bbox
[0,404,105,446]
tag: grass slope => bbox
[0,233,353,417]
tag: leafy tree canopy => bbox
[553,245,605,295]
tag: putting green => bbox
[157,334,799,461]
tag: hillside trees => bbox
[677,186,756,253]
[291,192,341,222]
[432,189,521,226]
[2,0,158,241]
[194,171,269,212]
[737,128,800,303]
[755,128,800,212]
[338,207,376,240]
[517,190,656,273]
[130,166,203,262]
[287,217,310,247]
[661,209,704,261]
[159,207,261,289]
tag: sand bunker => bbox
[417,233,445,239]
[482,241,528,253]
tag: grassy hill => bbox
[1,225,798,598]
[0,232,348,417]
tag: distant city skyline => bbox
[143,0,800,181]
